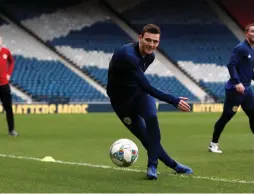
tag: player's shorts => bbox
[110,93,157,126]
[224,88,254,114]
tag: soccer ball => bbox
[109,138,139,167]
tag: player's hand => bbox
[177,97,190,112]
[6,74,10,81]
[235,83,245,94]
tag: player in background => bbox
[209,23,254,153]
[0,37,18,136]
[107,24,193,180]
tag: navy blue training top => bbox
[106,42,180,107]
[226,40,254,90]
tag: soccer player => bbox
[208,23,254,153]
[107,24,193,180]
[0,37,18,136]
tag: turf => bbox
[0,112,253,193]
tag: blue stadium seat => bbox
[82,66,198,101]
[50,20,199,101]
[3,1,201,102]
[11,94,25,102]
[10,56,108,102]
[51,21,131,53]
[119,0,240,100]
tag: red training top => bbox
[0,47,14,86]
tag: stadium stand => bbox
[108,0,244,101]
[2,0,200,101]
[0,17,108,103]
[11,93,25,102]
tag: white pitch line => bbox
[0,153,253,185]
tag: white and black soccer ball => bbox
[109,138,139,167]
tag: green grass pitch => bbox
[0,112,253,193]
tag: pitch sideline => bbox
[0,153,253,185]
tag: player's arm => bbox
[7,49,14,80]
[135,68,190,111]
[227,47,242,84]
[124,53,189,111]
[227,47,245,93]
[135,69,178,104]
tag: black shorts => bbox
[224,88,254,114]
[0,84,12,105]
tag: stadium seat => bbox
[113,0,242,100]
[0,16,108,103]
[11,94,25,102]
[3,1,200,101]
[10,55,108,102]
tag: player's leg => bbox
[116,112,192,177]
[240,88,254,134]
[138,94,193,176]
[0,84,17,136]
[110,100,147,148]
[111,100,168,179]
[132,116,178,169]
[209,89,242,153]
[111,100,160,179]
[111,98,192,179]
[138,94,160,170]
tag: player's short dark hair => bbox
[245,23,254,33]
[141,24,161,36]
